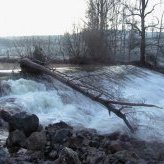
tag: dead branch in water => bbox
[20,58,162,132]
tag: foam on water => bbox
[0,66,164,141]
[0,78,124,133]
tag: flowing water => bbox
[0,65,164,142]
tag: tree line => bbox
[60,0,164,66]
[3,0,164,67]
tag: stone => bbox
[0,110,12,122]
[49,150,57,159]
[26,131,47,151]
[46,121,73,132]
[110,140,123,154]
[108,131,121,140]
[56,147,81,164]
[6,129,26,148]
[8,112,39,137]
[50,129,73,144]
[85,147,106,164]
[113,150,139,163]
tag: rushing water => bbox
[0,77,124,133]
[0,65,164,141]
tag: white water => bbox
[0,66,164,141]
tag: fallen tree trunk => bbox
[20,58,161,132]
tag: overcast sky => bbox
[0,0,163,37]
[0,0,86,36]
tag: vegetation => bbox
[0,0,164,67]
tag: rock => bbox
[85,147,106,164]
[26,131,47,151]
[110,140,123,154]
[56,147,81,164]
[120,134,130,142]
[36,124,43,132]
[46,122,73,145]
[68,135,84,149]
[0,110,12,122]
[142,147,159,160]
[108,131,121,140]
[89,140,100,148]
[113,150,139,163]
[51,129,73,144]
[49,150,57,159]
[6,130,26,152]
[8,112,39,137]
[46,121,73,132]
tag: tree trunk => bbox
[140,0,146,65]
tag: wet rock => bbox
[6,129,26,152]
[55,147,81,164]
[120,141,133,151]
[49,150,57,159]
[89,140,100,148]
[108,131,121,140]
[120,134,130,142]
[36,124,43,132]
[85,147,106,164]
[76,128,97,140]
[101,138,111,154]
[46,121,73,132]
[51,129,73,144]
[26,131,47,151]
[68,136,84,149]
[113,150,139,163]
[0,110,12,122]
[142,147,159,160]
[110,140,123,154]
[8,112,39,137]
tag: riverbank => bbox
[0,113,164,163]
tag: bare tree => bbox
[125,0,160,65]
[84,0,119,63]
[59,25,88,64]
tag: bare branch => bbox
[145,16,159,29]
[144,3,160,18]
[126,21,141,34]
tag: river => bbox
[0,64,164,142]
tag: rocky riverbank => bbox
[0,110,163,163]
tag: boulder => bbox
[51,129,72,144]
[6,129,26,152]
[45,121,73,132]
[26,131,47,151]
[8,112,39,137]
[46,122,73,145]
[85,147,106,164]
[0,110,12,122]
[113,150,139,163]
[110,140,123,154]
[55,147,81,164]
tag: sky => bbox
[0,0,86,36]
[0,0,163,37]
